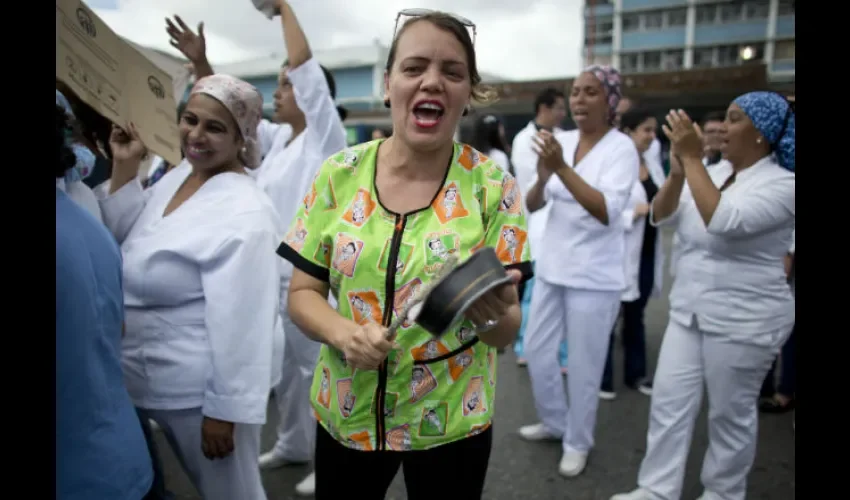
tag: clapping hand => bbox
[532,130,566,172]
[662,109,703,162]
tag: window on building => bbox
[621,53,639,73]
[693,47,714,67]
[622,14,640,32]
[774,40,795,60]
[743,0,770,20]
[662,49,685,70]
[643,51,662,71]
[778,0,795,16]
[666,8,687,27]
[696,5,717,24]
[595,34,614,45]
[720,2,743,22]
[644,11,663,30]
[585,16,614,46]
[714,42,765,66]
[716,45,739,66]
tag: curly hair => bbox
[56,104,77,178]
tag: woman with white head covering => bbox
[611,91,795,500]
[166,7,348,493]
[95,74,284,500]
[518,65,639,478]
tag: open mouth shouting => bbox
[412,100,445,129]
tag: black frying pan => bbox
[387,247,512,338]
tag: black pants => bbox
[761,324,797,397]
[601,255,654,390]
[314,422,492,500]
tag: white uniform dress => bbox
[523,128,639,459]
[96,163,284,500]
[620,181,648,303]
[669,158,728,279]
[254,57,348,463]
[634,156,795,500]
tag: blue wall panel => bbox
[592,43,614,55]
[332,66,375,100]
[179,66,376,105]
[693,22,768,45]
[771,60,795,72]
[586,3,615,16]
[621,28,686,51]
[775,15,795,38]
[621,0,687,12]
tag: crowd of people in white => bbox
[56,3,794,500]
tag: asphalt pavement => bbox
[155,229,795,499]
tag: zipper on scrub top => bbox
[376,213,407,452]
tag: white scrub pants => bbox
[269,289,322,462]
[141,407,267,500]
[525,279,621,454]
[636,318,784,500]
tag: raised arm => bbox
[166,16,214,79]
[279,1,348,159]
[649,153,686,226]
[654,110,704,226]
[96,124,149,243]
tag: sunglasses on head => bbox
[392,8,477,46]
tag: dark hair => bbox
[385,12,494,103]
[470,114,513,174]
[534,88,565,114]
[56,105,77,178]
[619,107,655,133]
[373,127,392,138]
[56,82,114,159]
[282,59,347,120]
[701,111,726,126]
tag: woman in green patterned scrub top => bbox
[276,9,533,500]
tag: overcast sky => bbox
[92,0,585,81]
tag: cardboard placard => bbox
[55,0,182,165]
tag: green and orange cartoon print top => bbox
[276,139,533,452]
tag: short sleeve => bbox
[593,142,640,222]
[275,161,334,282]
[481,170,535,284]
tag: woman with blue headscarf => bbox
[56,90,102,222]
[611,92,795,500]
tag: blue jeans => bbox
[514,263,568,366]
[601,256,653,391]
